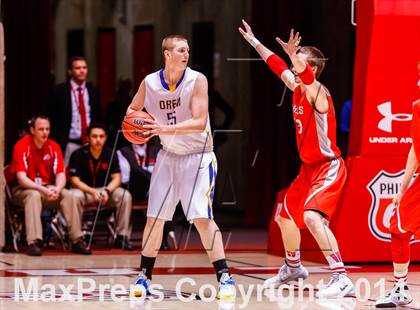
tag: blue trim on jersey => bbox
[208,161,214,219]
[159,69,187,91]
[209,161,214,185]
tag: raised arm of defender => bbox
[276,29,329,113]
[238,19,297,91]
[239,20,329,113]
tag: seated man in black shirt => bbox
[68,123,133,250]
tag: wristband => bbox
[104,188,111,195]
[298,63,315,85]
[266,54,288,78]
[250,37,261,48]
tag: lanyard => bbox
[89,158,102,187]
[132,145,146,167]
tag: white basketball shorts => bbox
[147,150,217,221]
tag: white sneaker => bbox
[132,271,150,298]
[217,273,236,300]
[263,264,309,288]
[375,283,413,308]
[316,273,354,299]
[218,298,235,310]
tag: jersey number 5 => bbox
[167,112,177,125]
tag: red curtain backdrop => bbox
[96,28,116,119]
[133,25,154,90]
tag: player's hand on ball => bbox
[143,118,168,136]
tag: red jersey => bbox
[11,135,65,184]
[292,85,341,164]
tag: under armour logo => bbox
[377,101,412,133]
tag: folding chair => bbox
[4,165,70,251]
[81,203,116,248]
[4,165,23,252]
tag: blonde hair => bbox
[161,35,188,63]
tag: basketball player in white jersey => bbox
[126,35,235,300]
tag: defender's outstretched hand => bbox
[275,29,302,58]
[238,19,259,47]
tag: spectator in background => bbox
[339,99,352,158]
[117,137,159,201]
[18,121,56,248]
[47,56,101,165]
[68,123,134,250]
[106,78,133,149]
[117,138,177,250]
[340,99,352,135]
[11,115,91,256]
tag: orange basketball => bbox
[121,111,155,144]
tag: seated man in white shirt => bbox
[117,139,176,250]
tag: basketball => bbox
[122,111,155,144]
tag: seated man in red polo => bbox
[68,123,133,250]
[11,115,91,256]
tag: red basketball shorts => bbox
[389,176,420,239]
[280,157,347,229]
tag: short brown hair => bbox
[68,56,87,70]
[300,46,326,79]
[29,114,49,128]
[161,35,188,62]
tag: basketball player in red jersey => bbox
[239,20,353,298]
[375,63,420,308]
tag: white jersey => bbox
[144,67,213,155]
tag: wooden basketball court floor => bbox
[0,250,419,309]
